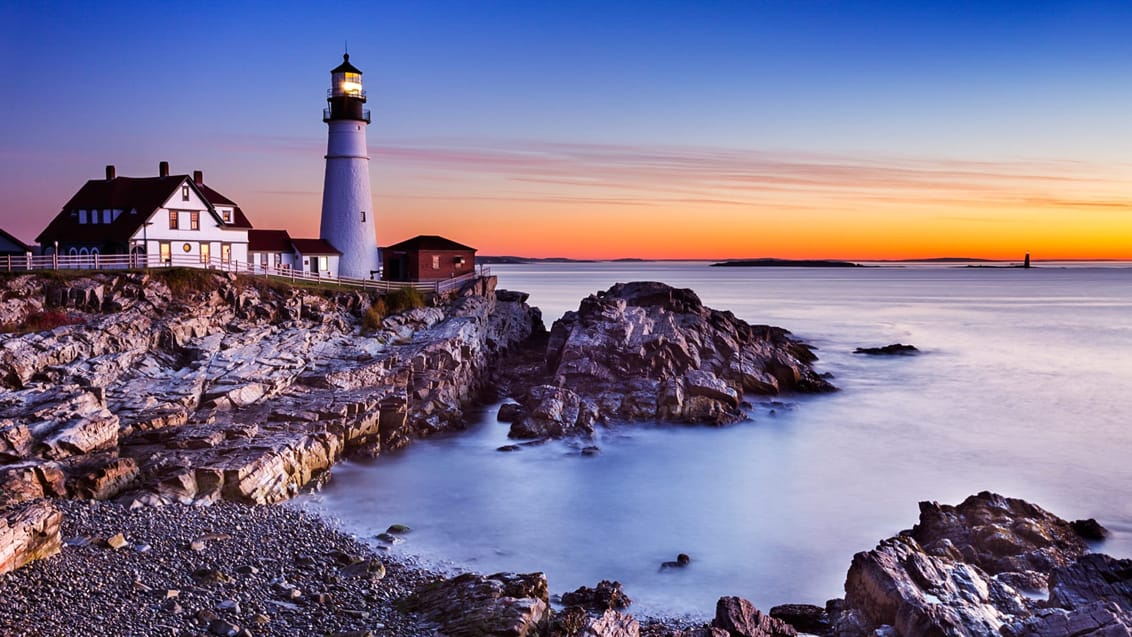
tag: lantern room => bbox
[324,53,370,123]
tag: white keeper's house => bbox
[37,162,342,277]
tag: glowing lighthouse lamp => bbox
[319,53,379,279]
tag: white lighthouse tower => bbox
[319,53,378,279]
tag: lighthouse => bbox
[319,53,378,279]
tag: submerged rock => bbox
[853,343,919,356]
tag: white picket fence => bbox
[1,252,488,295]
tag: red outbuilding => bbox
[381,235,476,282]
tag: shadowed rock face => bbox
[505,281,835,439]
[0,272,539,513]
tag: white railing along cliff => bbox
[1,252,488,295]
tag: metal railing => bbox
[1,252,489,295]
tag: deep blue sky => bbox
[3,1,1131,258]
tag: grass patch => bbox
[154,268,220,295]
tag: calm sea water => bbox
[297,262,1132,618]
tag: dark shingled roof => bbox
[248,229,292,252]
[0,228,31,254]
[291,238,341,255]
[331,53,362,74]
[37,173,252,245]
[382,235,476,252]
[199,183,253,228]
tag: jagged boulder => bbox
[400,571,550,636]
[0,499,62,575]
[507,282,834,439]
[713,596,797,637]
[830,492,1131,637]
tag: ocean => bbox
[296,261,1132,618]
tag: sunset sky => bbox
[2,1,1131,260]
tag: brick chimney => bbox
[193,170,203,185]
[105,165,116,180]
[159,161,169,177]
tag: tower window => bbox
[360,210,366,222]
[182,185,190,201]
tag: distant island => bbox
[477,256,596,264]
[711,258,864,268]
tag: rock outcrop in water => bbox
[0,270,539,571]
[821,492,1131,637]
[499,281,835,439]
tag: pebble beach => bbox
[0,499,440,637]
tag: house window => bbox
[182,185,190,201]
[190,211,200,230]
[260,252,268,267]
[103,210,111,224]
[273,253,282,267]
[159,242,171,263]
[200,242,210,264]
[221,243,231,264]
[222,210,232,223]
[169,210,179,230]
[318,256,329,271]
[360,210,366,222]
[91,210,99,224]
[79,210,88,224]
[432,255,440,269]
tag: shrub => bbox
[361,298,387,333]
[384,287,426,314]
[1,310,83,334]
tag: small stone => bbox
[581,446,600,456]
[250,613,271,626]
[497,444,521,452]
[190,539,207,551]
[385,524,412,534]
[217,599,241,614]
[208,619,240,637]
[105,533,127,549]
[235,564,260,575]
[375,532,403,544]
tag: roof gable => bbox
[248,229,292,252]
[291,238,341,255]
[382,234,476,252]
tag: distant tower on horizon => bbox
[319,53,378,279]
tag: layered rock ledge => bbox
[0,270,539,571]
[497,281,835,439]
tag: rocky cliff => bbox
[0,270,540,526]
[498,281,835,439]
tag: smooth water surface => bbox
[298,262,1132,618]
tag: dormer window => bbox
[221,210,232,223]
[181,185,190,201]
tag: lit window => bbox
[318,256,329,271]
[200,242,210,264]
[169,210,179,230]
[432,255,440,269]
[221,243,231,264]
[190,211,200,230]
[182,185,190,201]
[159,242,171,263]
[222,210,232,223]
